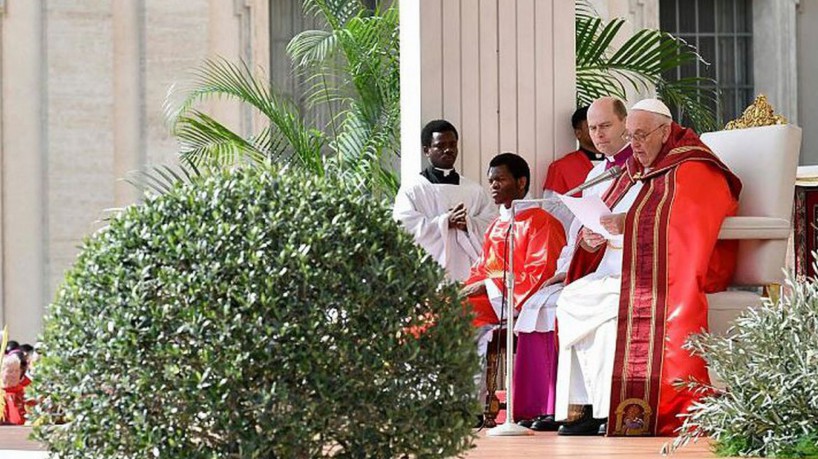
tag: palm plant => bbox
[138,0,400,197]
[288,0,401,194]
[575,1,720,132]
[167,59,326,172]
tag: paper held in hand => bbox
[557,194,614,239]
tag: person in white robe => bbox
[513,96,632,431]
[553,183,641,434]
[393,120,496,282]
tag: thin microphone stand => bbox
[487,198,540,437]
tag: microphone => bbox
[564,165,624,197]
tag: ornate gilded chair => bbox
[700,101,801,337]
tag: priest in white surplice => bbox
[516,96,631,432]
[553,101,657,436]
[393,120,496,282]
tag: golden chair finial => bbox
[725,94,787,130]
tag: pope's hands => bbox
[580,227,606,250]
[600,212,626,236]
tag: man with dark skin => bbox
[394,120,496,283]
[462,153,566,428]
[424,128,469,232]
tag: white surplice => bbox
[393,174,497,282]
[472,200,563,335]
[554,181,643,421]
[518,157,622,335]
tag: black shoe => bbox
[517,418,535,428]
[530,415,560,432]
[473,414,485,429]
[598,421,607,435]
[557,416,607,436]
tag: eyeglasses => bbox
[621,124,665,143]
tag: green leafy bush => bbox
[32,166,477,458]
[671,272,818,457]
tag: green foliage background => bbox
[32,166,477,458]
[147,0,400,199]
[139,0,723,200]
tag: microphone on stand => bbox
[506,165,624,223]
[563,165,624,197]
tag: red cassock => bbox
[566,123,742,436]
[543,150,594,197]
[466,207,566,328]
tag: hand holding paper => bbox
[580,227,607,248]
[599,213,626,236]
[557,194,615,239]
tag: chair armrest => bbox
[717,216,791,240]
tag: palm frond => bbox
[576,70,629,105]
[302,75,348,109]
[287,29,345,68]
[657,78,721,133]
[575,0,600,21]
[302,0,363,28]
[575,0,717,133]
[165,59,273,125]
[175,110,266,168]
[251,126,289,164]
[329,104,399,196]
[146,2,400,199]
[166,58,328,174]
[285,0,399,190]
[125,159,207,197]
[610,31,701,75]
[578,17,625,67]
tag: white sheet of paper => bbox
[557,194,614,239]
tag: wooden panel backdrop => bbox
[408,0,577,194]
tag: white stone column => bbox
[113,0,145,206]
[0,2,4,329]
[798,0,818,165]
[235,0,255,140]
[625,0,660,102]
[628,0,660,30]
[399,0,423,180]
[249,0,269,75]
[754,0,799,123]
[1,0,46,342]
[0,1,5,328]
[248,0,270,135]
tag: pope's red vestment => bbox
[566,123,742,436]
